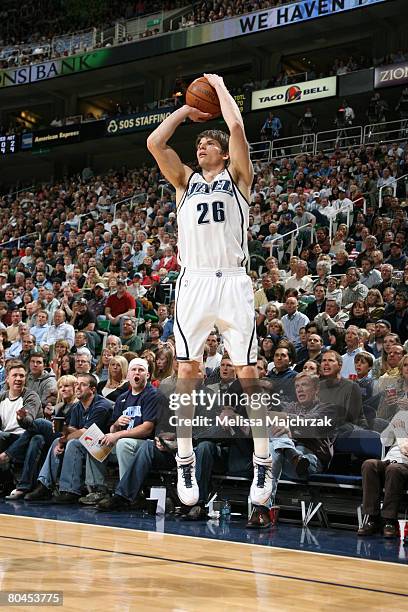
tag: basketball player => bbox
[147,73,272,507]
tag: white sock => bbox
[177,437,194,459]
[253,438,270,460]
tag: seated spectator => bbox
[74,351,94,379]
[157,246,179,272]
[120,317,142,353]
[376,344,406,396]
[358,406,408,537]
[259,335,276,365]
[295,333,324,373]
[104,278,136,334]
[97,356,129,401]
[267,345,297,400]
[26,374,111,503]
[365,289,385,321]
[142,322,163,353]
[305,284,326,320]
[4,374,77,500]
[84,358,159,506]
[284,260,313,294]
[88,283,107,318]
[262,373,338,512]
[29,310,50,345]
[368,319,392,359]
[26,352,57,406]
[325,276,343,304]
[314,298,348,338]
[94,348,113,383]
[281,297,309,349]
[0,360,43,494]
[360,257,382,289]
[354,351,374,403]
[319,350,364,429]
[313,260,332,288]
[153,345,174,385]
[372,332,401,379]
[384,293,408,343]
[6,310,22,343]
[345,299,369,329]
[105,335,122,355]
[342,267,369,309]
[385,241,407,271]
[41,309,75,353]
[254,274,274,309]
[302,359,320,376]
[49,339,71,377]
[5,322,30,360]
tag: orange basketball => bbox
[186,76,221,117]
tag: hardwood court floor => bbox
[0,514,407,611]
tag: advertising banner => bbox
[251,76,337,110]
[374,61,408,89]
[105,108,174,136]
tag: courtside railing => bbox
[315,126,363,153]
[378,173,408,208]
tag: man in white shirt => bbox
[285,260,313,294]
[0,360,42,464]
[340,325,363,378]
[41,309,75,352]
[205,332,222,375]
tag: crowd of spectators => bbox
[0,131,407,530]
[180,0,298,27]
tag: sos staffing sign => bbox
[251,76,337,110]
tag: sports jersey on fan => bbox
[177,168,249,270]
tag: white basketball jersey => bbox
[177,168,249,269]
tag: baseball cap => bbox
[390,241,401,248]
[313,192,321,198]
[128,357,149,372]
[168,212,176,218]
[75,297,88,305]
[376,319,391,328]
[95,282,105,289]
[117,278,127,284]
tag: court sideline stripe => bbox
[0,533,407,600]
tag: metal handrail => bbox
[315,126,363,153]
[266,223,313,260]
[378,173,408,209]
[0,231,40,249]
[113,194,145,220]
[363,118,408,145]
[1,185,35,199]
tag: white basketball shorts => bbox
[174,267,257,365]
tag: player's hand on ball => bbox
[203,73,224,89]
[185,105,212,122]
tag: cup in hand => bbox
[52,416,66,433]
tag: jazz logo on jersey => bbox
[187,179,232,197]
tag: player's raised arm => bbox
[147,105,211,191]
[204,73,253,189]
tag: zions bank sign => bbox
[252,77,337,110]
[0,51,110,88]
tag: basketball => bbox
[186,76,221,117]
